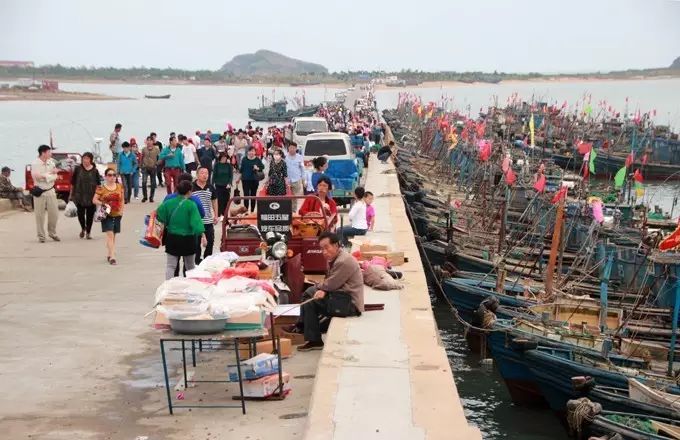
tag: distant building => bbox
[0,60,34,68]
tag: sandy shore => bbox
[0,88,128,102]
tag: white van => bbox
[292,117,329,149]
[302,132,353,164]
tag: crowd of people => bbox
[14,96,395,272]
[9,91,406,353]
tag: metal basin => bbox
[169,318,227,335]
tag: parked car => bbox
[292,117,329,149]
[301,132,353,164]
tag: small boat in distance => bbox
[144,94,171,99]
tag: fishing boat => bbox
[248,97,319,122]
[628,378,680,414]
[566,399,680,440]
[144,94,171,99]
[573,379,680,419]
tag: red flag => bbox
[551,186,567,204]
[625,151,634,167]
[501,156,511,173]
[659,225,680,250]
[478,140,492,161]
[633,169,643,183]
[577,141,593,155]
[641,154,648,165]
[533,174,546,193]
[505,168,516,186]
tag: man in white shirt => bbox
[31,145,60,242]
[180,135,198,174]
[192,130,202,149]
[337,186,368,246]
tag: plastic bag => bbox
[157,302,211,320]
[64,201,78,218]
[154,277,214,306]
[197,251,239,274]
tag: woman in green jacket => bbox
[212,152,235,218]
[157,180,205,279]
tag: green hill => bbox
[671,56,680,69]
[219,50,328,77]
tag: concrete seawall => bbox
[303,119,481,439]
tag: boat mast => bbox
[598,251,614,332]
[669,278,680,376]
[544,199,565,296]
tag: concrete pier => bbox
[303,143,480,440]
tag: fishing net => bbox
[603,414,655,435]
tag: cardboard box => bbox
[360,243,389,252]
[279,329,305,346]
[228,353,279,381]
[239,337,293,359]
[242,372,291,398]
[349,238,389,253]
[360,250,406,266]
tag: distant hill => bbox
[219,50,328,77]
[671,56,680,69]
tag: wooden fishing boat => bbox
[144,94,171,99]
[628,378,680,414]
[573,381,680,419]
[567,404,680,440]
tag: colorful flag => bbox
[478,140,492,161]
[614,166,627,188]
[641,154,648,165]
[582,152,590,179]
[625,151,634,168]
[501,156,511,173]
[505,167,516,186]
[589,148,597,174]
[660,227,680,250]
[551,186,567,204]
[633,169,643,183]
[533,174,546,193]
[529,114,535,147]
[577,141,593,155]
[634,181,645,198]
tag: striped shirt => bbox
[191,181,217,224]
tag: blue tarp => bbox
[326,159,359,191]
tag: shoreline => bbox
[0,88,129,102]
[1,74,678,91]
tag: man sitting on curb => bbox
[0,166,31,211]
[289,231,364,351]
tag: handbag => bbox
[160,199,186,246]
[325,291,355,317]
[255,170,265,181]
[30,186,52,197]
[94,204,109,222]
[233,188,241,204]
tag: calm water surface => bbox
[2,79,678,438]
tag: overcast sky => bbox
[2,0,679,73]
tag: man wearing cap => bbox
[0,166,30,211]
[31,145,60,242]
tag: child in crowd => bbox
[306,156,328,193]
[365,191,375,231]
[338,186,368,246]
